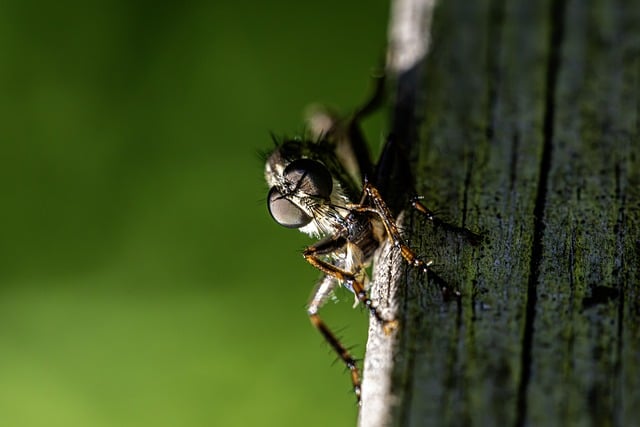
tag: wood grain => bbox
[360,1,640,426]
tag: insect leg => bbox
[307,275,362,402]
[411,196,483,244]
[303,235,396,404]
[306,73,385,185]
[340,73,386,181]
[359,182,434,271]
[352,182,460,296]
[351,71,385,121]
[303,239,398,331]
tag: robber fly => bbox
[263,78,471,403]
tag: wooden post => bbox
[360,0,640,426]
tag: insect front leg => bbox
[303,239,398,333]
[352,182,461,296]
[411,196,483,244]
[303,236,398,400]
[357,182,434,272]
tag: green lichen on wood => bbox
[373,0,640,426]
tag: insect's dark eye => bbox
[283,159,333,199]
[267,187,312,228]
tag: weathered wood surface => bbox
[360,0,640,426]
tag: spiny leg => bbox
[303,238,397,403]
[303,244,398,333]
[411,196,483,244]
[354,182,461,296]
[359,182,433,272]
[307,275,362,402]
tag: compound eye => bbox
[267,187,312,228]
[283,159,333,199]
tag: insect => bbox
[263,79,475,403]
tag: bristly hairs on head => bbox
[256,126,328,163]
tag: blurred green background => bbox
[0,1,389,426]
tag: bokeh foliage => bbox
[0,1,389,426]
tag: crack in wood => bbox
[515,0,567,425]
